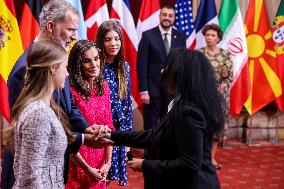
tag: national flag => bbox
[136,0,160,42]
[174,0,196,49]
[273,0,284,111]
[19,0,42,50]
[85,0,109,41]
[110,0,141,107]
[0,0,23,123]
[218,0,249,116]
[68,0,87,39]
[244,0,282,115]
[194,0,218,49]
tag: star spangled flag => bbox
[110,0,141,108]
[194,0,218,49]
[174,0,196,49]
[136,0,160,42]
[68,0,87,39]
[85,0,109,41]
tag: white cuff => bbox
[140,91,149,95]
[81,134,84,145]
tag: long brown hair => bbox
[4,40,73,150]
[68,40,104,100]
[96,20,127,99]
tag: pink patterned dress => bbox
[65,81,114,189]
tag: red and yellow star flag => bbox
[0,0,23,123]
[244,0,282,115]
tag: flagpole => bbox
[247,114,252,145]
[274,109,279,144]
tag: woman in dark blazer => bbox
[102,49,224,189]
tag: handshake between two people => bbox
[84,124,114,149]
[84,125,145,173]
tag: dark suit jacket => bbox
[1,45,89,188]
[137,26,186,97]
[111,103,220,189]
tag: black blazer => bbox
[112,104,220,189]
[137,26,186,97]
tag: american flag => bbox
[174,0,196,49]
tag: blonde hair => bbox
[4,40,73,151]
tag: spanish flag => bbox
[244,0,282,115]
[0,0,23,123]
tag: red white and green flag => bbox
[218,0,249,116]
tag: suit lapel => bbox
[154,111,171,134]
[171,29,178,49]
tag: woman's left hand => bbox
[128,158,143,172]
[99,163,111,181]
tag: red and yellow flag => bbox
[0,0,23,122]
[244,0,282,115]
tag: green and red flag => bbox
[273,0,284,111]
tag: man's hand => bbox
[84,133,113,149]
[140,93,150,104]
[128,158,143,172]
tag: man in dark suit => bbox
[137,5,186,136]
[1,1,111,188]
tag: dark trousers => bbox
[143,96,161,130]
[142,97,161,158]
[1,149,15,189]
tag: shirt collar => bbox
[159,25,172,36]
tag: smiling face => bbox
[159,7,175,30]
[81,47,100,80]
[103,30,121,60]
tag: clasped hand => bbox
[88,163,111,182]
[84,124,113,149]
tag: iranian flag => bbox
[219,0,249,116]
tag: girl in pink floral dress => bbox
[65,40,115,189]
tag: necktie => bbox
[163,33,170,54]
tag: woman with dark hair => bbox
[200,23,233,169]
[5,40,72,188]
[65,40,114,189]
[96,20,133,186]
[100,49,224,189]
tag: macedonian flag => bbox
[244,0,282,115]
[0,0,23,123]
